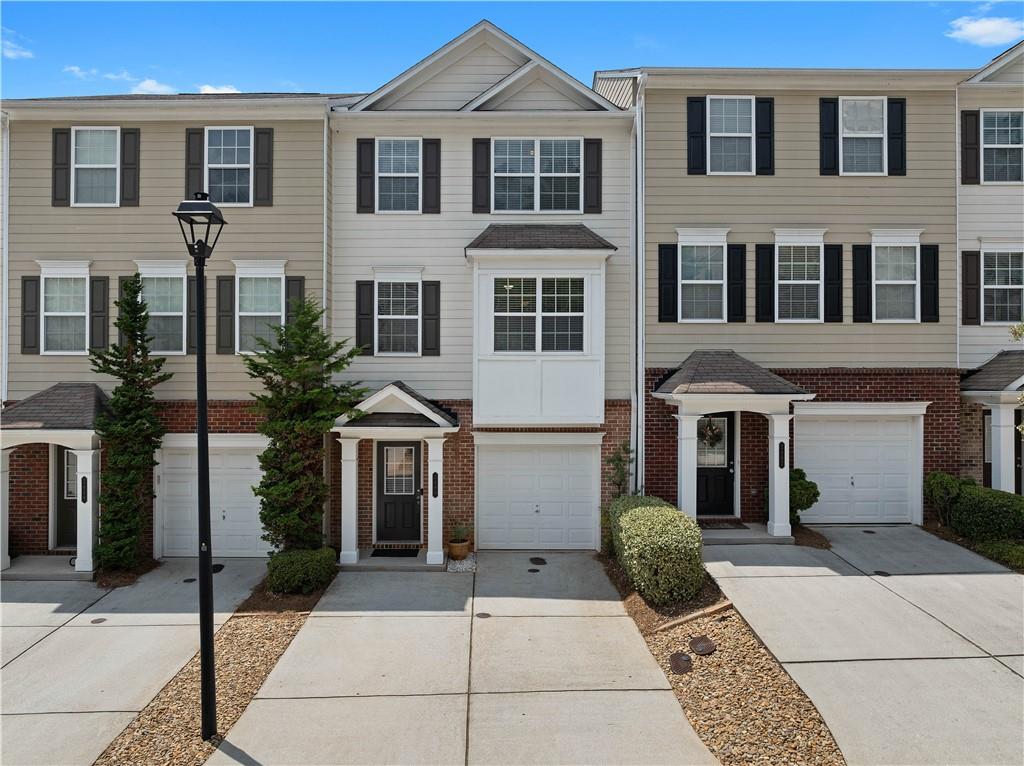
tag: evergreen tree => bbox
[244,298,365,551]
[90,273,172,569]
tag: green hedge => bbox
[949,483,1024,542]
[266,547,338,594]
[923,471,972,526]
[606,495,674,558]
[617,503,704,606]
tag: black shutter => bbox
[472,138,491,213]
[285,276,305,324]
[755,97,775,176]
[819,98,839,176]
[422,281,441,356]
[755,244,774,322]
[887,98,906,176]
[356,138,375,213]
[21,276,40,354]
[962,250,981,326]
[852,244,872,322]
[657,244,678,322]
[52,128,71,206]
[215,275,234,354]
[961,110,981,185]
[186,276,199,354]
[824,244,843,323]
[422,139,441,214]
[727,244,746,322]
[120,128,140,206]
[355,280,374,354]
[89,277,109,350]
[584,138,602,213]
[921,244,939,323]
[185,128,204,199]
[253,128,274,206]
[686,97,706,175]
[117,276,130,347]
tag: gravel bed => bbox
[447,552,477,573]
[646,608,845,766]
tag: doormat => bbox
[697,520,748,530]
[370,549,419,558]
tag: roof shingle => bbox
[961,350,1024,392]
[2,383,109,430]
[655,350,808,396]
[466,224,616,251]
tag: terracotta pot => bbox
[448,540,470,561]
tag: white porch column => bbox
[990,403,1019,494]
[767,415,792,537]
[1,449,11,571]
[424,438,446,565]
[676,414,701,518]
[72,449,99,572]
[339,439,360,564]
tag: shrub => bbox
[973,539,1024,570]
[266,547,337,594]
[607,494,673,558]
[789,468,821,526]
[924,471,971,526]
[949,484,1024,542]
[617,503,704,605]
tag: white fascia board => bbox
[670,393,814,417]
[962,391,1023,406]
[461,62,540,111]
[472,431,604,446]
[333,426,459,440]
[4,99,328,122]
[794,401,931,417]
[338,383,452,428]
[465,249,613,265]
[465,60,618,113]
[161,433,270,450]
[963,42,1024,84]
[1,429,98,451]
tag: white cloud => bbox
[946,16,1024,46]
[197,84,240,94]
[103,70,137,82]
[2,28,33,59]
[63,65,98,80]
[131,78,176,95]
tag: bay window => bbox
[493,276,585,352]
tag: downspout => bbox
[632,75,647,493]
[322,111,329,327]
[2,111,10,404]
[954,85,961,372]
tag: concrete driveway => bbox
[210,552,716,766]
[0,558,265,766]
[706,527,1024,766]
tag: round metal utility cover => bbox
[475,612,491,619]
[90,618,106,624]
[689,635,716,656]
[529,557,547,566]
[669,652,693,674]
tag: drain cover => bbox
[669,652,693,674]
[689,635,716,656]
[475,612,491,619]
[528,568,540,573]
[529,557,547,566]
[90,617,106,624]
[874,570,891,577]
[211,564,225,574]
[183,577,196,583]
[862,530,876,535]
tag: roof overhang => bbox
[3,97,330,122]
[652,392,815,417]
[333,382,459,437]
[0,429,99,451]
[963,41,1024,84]
[962,390,1023,407]
[465,248,614,264]
[616,68,970,92]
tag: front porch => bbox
[961,351,1024,494]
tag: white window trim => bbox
[374,137,422,215]
[980,108,1024,186]
[705,96,756,176]
[204,126,254,208]
[70,126,120,208]
[676,228,729,323]
[136,260,188,356]
[774,229,827,324]
[233,260,286,355]
[491,137,584,215]
[373,273,422,357]
[37,260,91,356]
[981,248,1024,326]
[839,96,888,176]
[491,273,588,355]
[871,230,922,323]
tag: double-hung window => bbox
[375,279,421,355]
[39,261,90,354]
[679,246,726,321]
[376,138,421,212]
[707,97,754,174]
[840,97,886,175]
[234,261,285,353]
[776,241,824,322]
[983,250,1024,324]
[137,262,187,355]
[873,243,919,322]
[493,138,582,212]
[981,110,1023,184]
[493,276,585,352]
[71,127,119,206]
[206,127,253,205]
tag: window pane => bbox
[239,277,282,313]
[494,176,534,211]
[680,283,723,320]
[984,252,1024,287]
[493,140,534,174]
[875,284,916,320]
[539,140,580,174]
[983,148,1024,183]
[539,176,580,211]
[778,283,820,321]
[141,277,184,313]
[378,176,419,211]
[494,315,536,352]
[44,316,87,352]
[875,246,917,281]
[209,167,251,204]
[44,278,86,312]
[843,137,884,173]
[377,139,419,174]
[541,278,584,314]
[74,129,117,165]
[680,245,724,281]
[75,168,117,204]
[208,129,250,165]
[541,315,583,352]
[709,136,752,173]
[709,98,752,134]
[778,246,821,281]
[238,315,279,352]
[842,99,884,133]
[983,111,1023,145]
[377,318,419,354]
[377,282,419,317]
[384,446,415,495]
[148,315,184,352]
[494,278,536,313]
[984,288,1023,323]
[64,451,78,500]
[697,417,728,467]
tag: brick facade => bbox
[960,400,985,486]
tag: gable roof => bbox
[655,350,808,396]
[341,381,458,429]
[2,383,109,430]
[964,40,1024,84]
[961,351,1024,392]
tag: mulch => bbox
[793,524,832,549]
[94,558,162,589]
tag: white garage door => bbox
[795,416,916,524]
[160,447,271,557]
[477,445,599,550]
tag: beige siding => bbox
[957,83,1024,369]
[484,78,592,111]
[6,119,326,401]
[331,115,633,400]
[644,86,958,369]
[987,56,1024,84]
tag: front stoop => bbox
[1,555,95,581]
[702,524,795,546]
[339,549,447,572]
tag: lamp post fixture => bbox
[172,192,226,741]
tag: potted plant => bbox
[448,523,471,561]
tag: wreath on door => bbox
[699,420,723,449]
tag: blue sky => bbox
[3,2,1023,99]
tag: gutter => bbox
[632,74,647,493]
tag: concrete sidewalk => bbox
[210,552,717,766]
[706,527,1024,766]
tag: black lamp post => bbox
[172,192,226,741]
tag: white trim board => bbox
[793,401,931,417]
[471,431,604,446]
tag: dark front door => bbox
[696,413,735,516]
[376,442,422,542]
[53,446,78,548]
